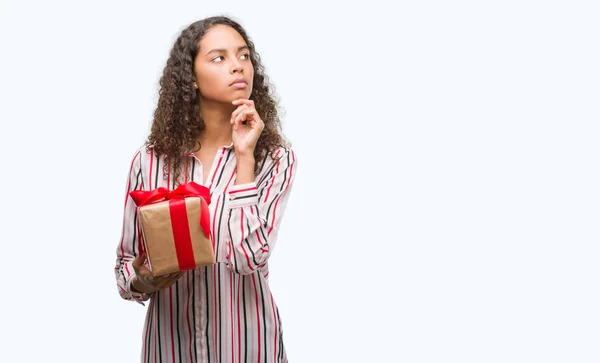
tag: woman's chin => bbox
[226,90,251,102]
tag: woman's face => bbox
[193,24,254,104]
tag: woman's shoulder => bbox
[256,144,297,181]
[264,144,297,166]
[127,143,155,171]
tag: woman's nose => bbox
[231,59,243,73]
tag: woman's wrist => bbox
[235,155,255,185]
[131,275,156,294]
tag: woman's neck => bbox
[197,99,235,149]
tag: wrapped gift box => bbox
[130,182,215,276]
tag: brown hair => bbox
[146,15,288,183]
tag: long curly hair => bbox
[146,15,288,183]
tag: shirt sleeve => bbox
[114,149,151,305]
[225,147,298,275]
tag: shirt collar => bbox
[188,142,234,157]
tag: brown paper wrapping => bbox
[138,197,215,276]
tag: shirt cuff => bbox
[228,182,259,208]
[126,261,150,305]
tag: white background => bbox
[1,0,599,362]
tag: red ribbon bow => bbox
[130,182,211,239]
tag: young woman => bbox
[114,15,297,363]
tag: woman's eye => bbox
[212,54,249,62]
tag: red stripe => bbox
[169,199,197,270]
[230,273,234,363]
[142,316,147,362]
[124,264,131,279]
[262,149,281,203]
[186,273,194,362]
[142,302,153,363]
[250,207,264,247]
[138,222,145,257]
[225,166,237,190]
[208,148,226,190]
[212,195,221,252]
[252,274,262,363]
[237,276,242,363]
[200,197,211,240]
[153,304,157,363]
[239,208,255,272]
[213,265,218,353]
[119,150,141,275]
[149,148,154,190]
[199,275,205,363]
[270,292,278,363]
[169,286,176,363]
[267,197,280,237]
[230,186,257,194]
[285,151,295,190]
[136,153,146,256]
[224,165,237,260]
[267,153,295,237]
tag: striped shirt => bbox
[114,143,297,363]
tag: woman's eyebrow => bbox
[205,45,249,56]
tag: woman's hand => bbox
[231,99,264,158]
[131,254,184,294]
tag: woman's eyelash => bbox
[212,54,250,62]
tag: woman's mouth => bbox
[230,79,248,89]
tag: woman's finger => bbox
[233,110,247,131]
[232,98,254,108]
[155,273,183,289]
[234,109,256,130]
[164,271,184,279]
[131,254,146,272]
[231,104,249,122]
[233,110,245,131]
[155,271,182,283]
